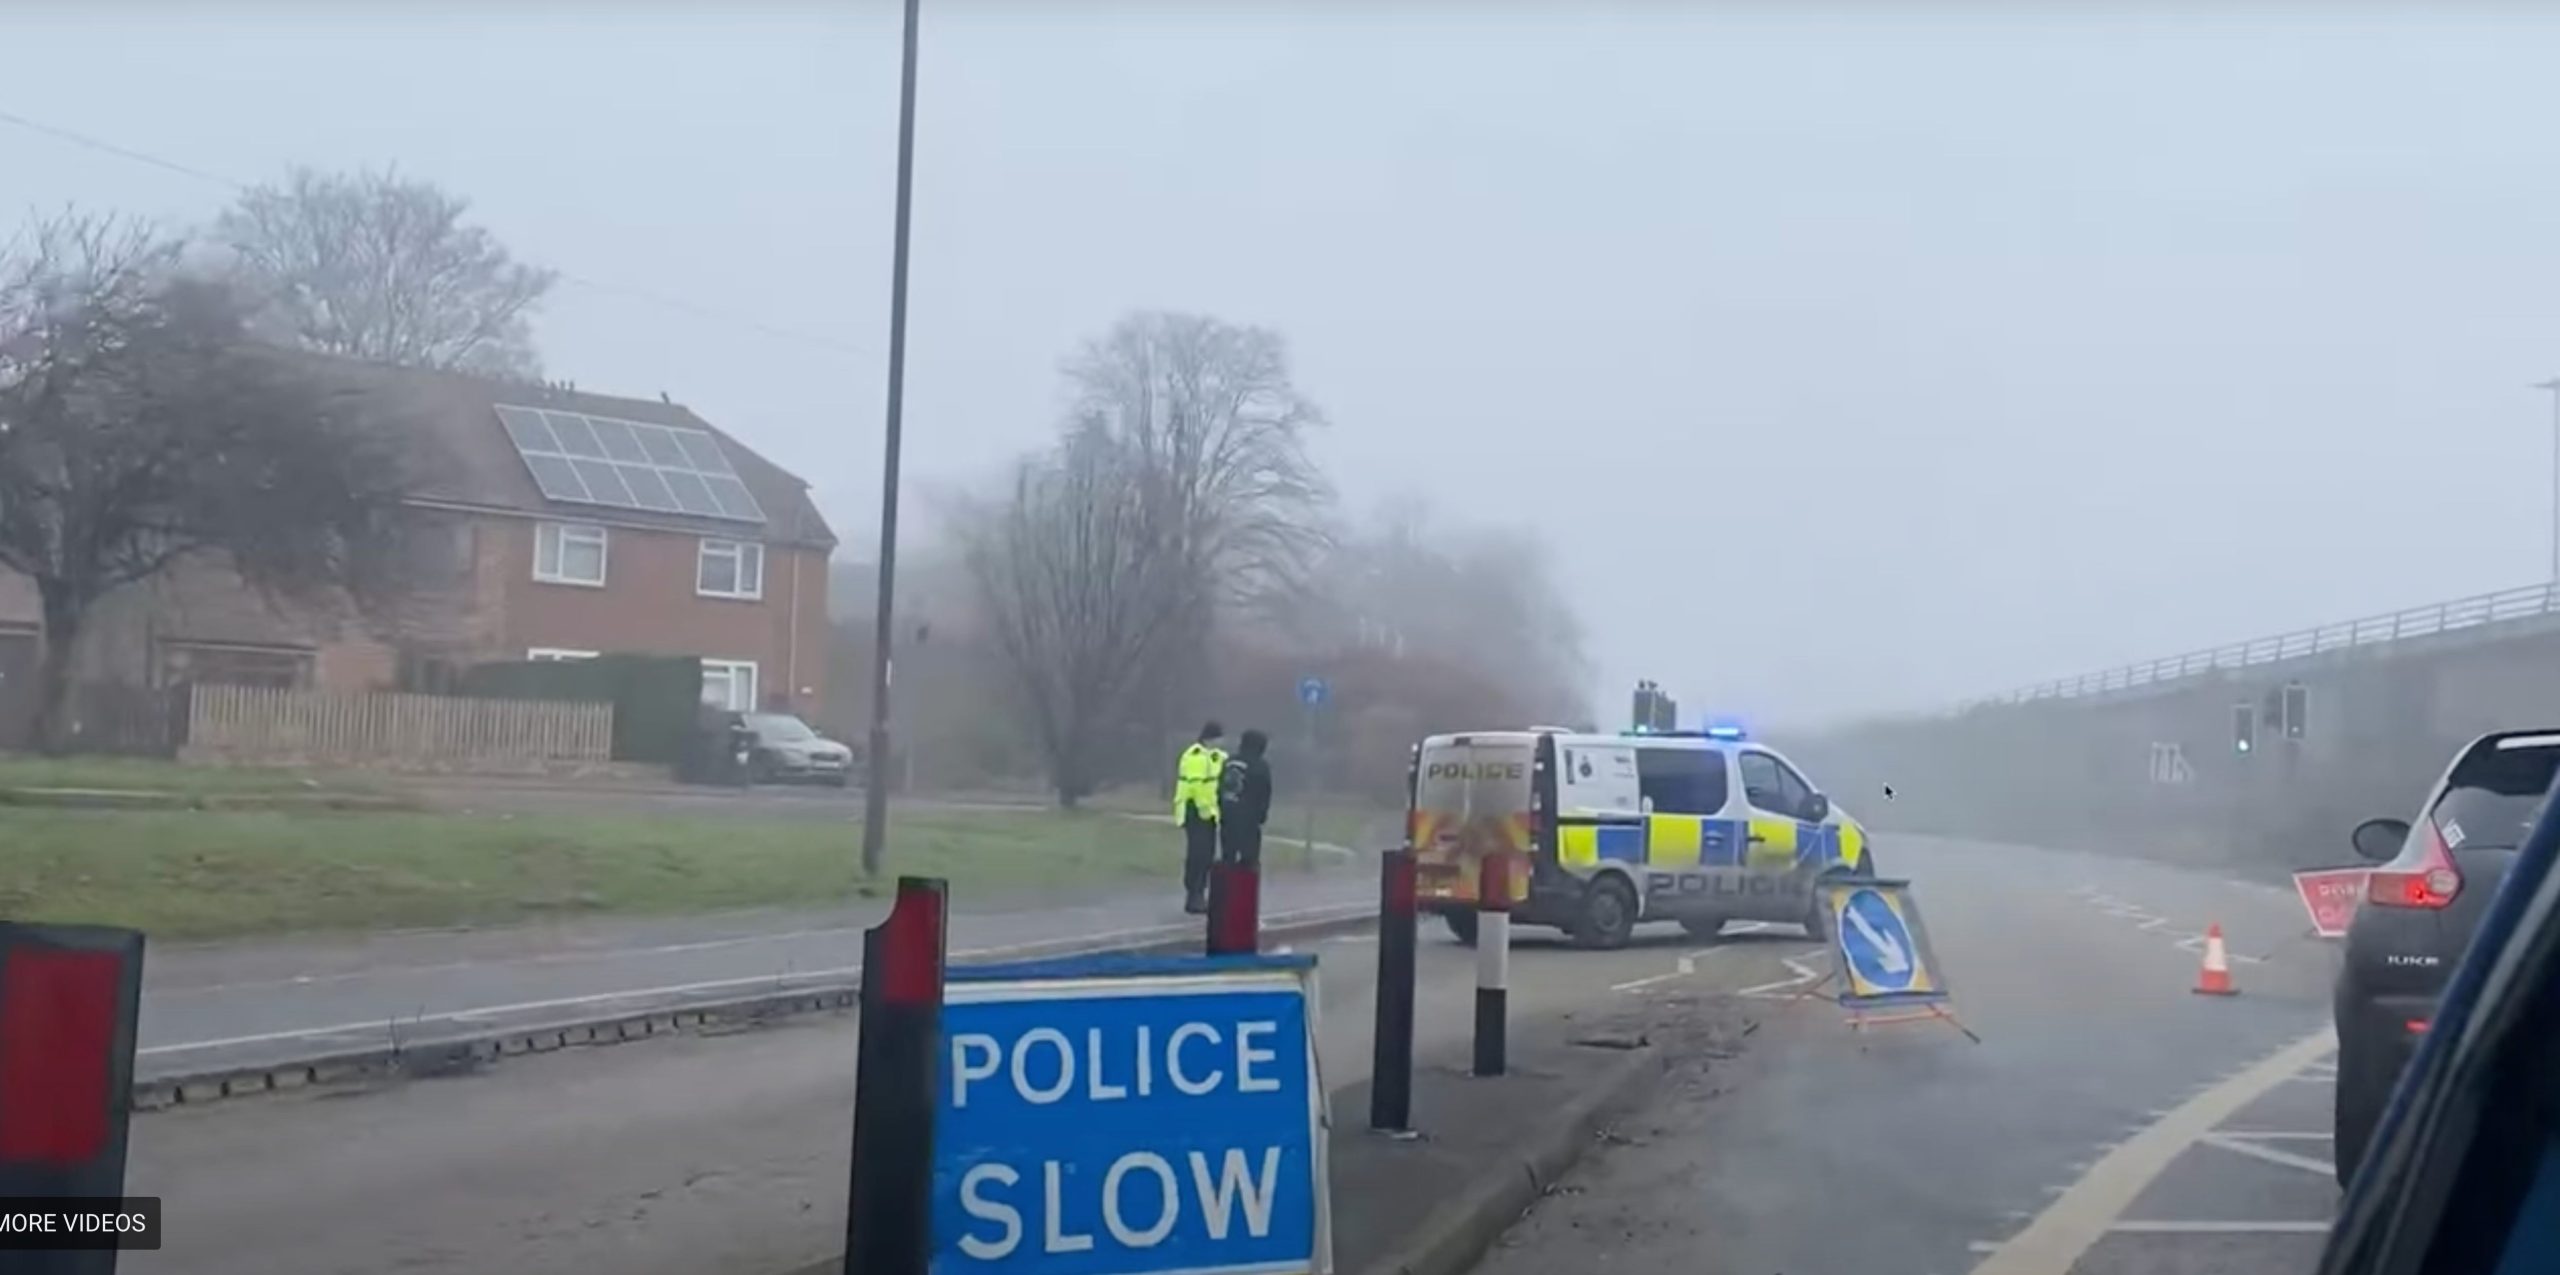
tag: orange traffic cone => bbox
[2194,923,2238,996]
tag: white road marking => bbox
[1611,971,1688,993]
[1969,1241,2003,1253]
[1967,1028,2336,1275]
[2107,1220,2331,1234]
[2283,1074,2337,1086]
[1613,948,1722,992]
[2215,1130,2333,1140]
[141,905,1368,1056]
[2200,1134,2337,1176]
[1738,956,1827,999]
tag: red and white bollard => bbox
[1473,853,1511,1078]
[1207,861,1261,956]
[844,877,947,1275]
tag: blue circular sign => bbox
[1298,676,1329,708]
[1839,887,1918,993]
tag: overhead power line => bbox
[0,105,866,357]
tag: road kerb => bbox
[133,903,1376,1112]
[1351,1042,1666,1275]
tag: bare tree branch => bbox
[213,167,555,376]
[0,209,427,751]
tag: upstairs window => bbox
[698,539,765,600]
[535,522,608,586]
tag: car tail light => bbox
[2369,821,2463,910]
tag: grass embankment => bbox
[0,807,1175,940]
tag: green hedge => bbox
[459,655,701,763]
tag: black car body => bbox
[2332,727,2560,1184]
[734,712,855,785]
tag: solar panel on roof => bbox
[495,405,766,525]
[588,417,648,464]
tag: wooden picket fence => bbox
[185,684,613,767]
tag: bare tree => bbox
[215,167,555,376]
[0,212,421,751]
[960,312,1333,802]
[1069,312,1331,618]
[963,423,1192,804]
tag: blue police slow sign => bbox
[932,952,1330,1275]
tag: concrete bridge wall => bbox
[1787,615,2560,879]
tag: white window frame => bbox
[696,538,765,601]
[701,659,759,712]
[534,522,609,587]
[527,648,600,662]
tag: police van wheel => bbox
[1443,912,1480,946]
[1576,876,1639,950]
[1803,877,1837,941]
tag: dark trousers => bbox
[1218,818,1264,868]
[1182,811,1219,897]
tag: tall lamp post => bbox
[860,0,923,880]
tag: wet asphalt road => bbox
[123,828,2350,1275]
[1473,833,2344,1275]
[123,916,1764,1275]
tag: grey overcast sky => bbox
[10,2,2560,727]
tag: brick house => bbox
[0,358,836,742]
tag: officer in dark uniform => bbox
[1218,729,1274,868]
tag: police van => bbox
[1405,725,1877,948]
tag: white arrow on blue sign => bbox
[1297,676,1328,708]
[1838,887,1918,994]
[932,953,1328,1275]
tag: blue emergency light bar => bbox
[1622,724,1750,741]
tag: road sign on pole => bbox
[1297,676,1328,871]
[932,952,1330,1275]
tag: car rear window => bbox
[2432,737,2560,852]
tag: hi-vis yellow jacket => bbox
[1175,742,1227,823]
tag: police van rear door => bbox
[1411,734,1537,908]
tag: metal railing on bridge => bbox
[1964,581,2560,708]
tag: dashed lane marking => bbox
[1966,1027,2336,1275]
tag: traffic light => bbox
[2282,683,2308,739]
[1630,681,1678,733]
[2233,702,2257,755]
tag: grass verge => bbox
[0,807,1178,940]
[0,756,382,797]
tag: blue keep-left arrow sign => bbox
[1297,676,1328,708]
[1839,888,1917,994]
